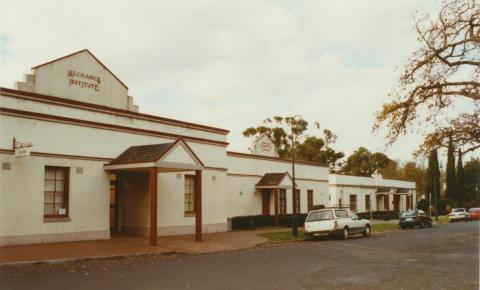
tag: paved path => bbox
[0,227,287,265]
[0,222,478,289]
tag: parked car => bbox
[467,208,480,220]
[449,208,469,222]
[399,209,432,229]
[304,208,371,240]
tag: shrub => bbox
[357,211,399,220]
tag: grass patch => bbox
[257,223,401,242]
[257,230,305,242]
[434,215,449,224]
[372,223,399,232]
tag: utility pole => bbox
[290,115,304,237]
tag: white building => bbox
[0,50,415,246]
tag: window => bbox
[349,195,357,211]
[384,195,389,211]
[295,189,300,214]
[184,175,195,214]
[279,189,287,215]
[44,166,69,217]
[365,195,371,211]
[306,210,333,222]
[335,209,349,218]
[307,190,313,211]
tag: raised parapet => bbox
[15,73,35,92]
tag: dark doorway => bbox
[262,190,270,216]
[109,174,118,231]
[394,195,400,212]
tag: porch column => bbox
[149,167,158,245]
[274,188,279,226]
[195,170,202,241]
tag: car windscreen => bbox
[335,209,349,218]
[306,210,333,222]
[468,208,480,212]
[453,208,465,212]
[401,210,416,217]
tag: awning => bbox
[104,138,204,172]
[376,187,412,195]
[255,172,294,189]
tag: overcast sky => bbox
[3,0,466,164]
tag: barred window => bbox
[365,195,371,211]
[184,175,195,214]
[295,189,301,214]
[307,190,313,211]
[44,166,69,217]
[279,189,287,214]
[349,194,357,212]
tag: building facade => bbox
[0,50,415,246]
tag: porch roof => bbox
[255,172,294,189]
[104,138,205,172]
[376,187,412,194]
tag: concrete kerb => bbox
[0,250,189,269]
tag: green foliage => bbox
[456,149,465,204]
[401,161,426,195]
[464,158,480,206]
[425,150,441,205]
[242,116,344,170]
[341,147,390,177]
[446,138,457,201]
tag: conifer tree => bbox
[446,138,457,202]
[456,149,465,205]
[425,150,441,208]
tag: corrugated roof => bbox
[256,173,289,187]
[109,142,174,165]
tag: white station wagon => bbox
[304,208,372,240]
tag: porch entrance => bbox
[255,172,293,226]
[262,190,270,216]
[104,138,205,245]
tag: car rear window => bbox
[401,210,416,217]
[307,210,333,222]
[453,208,465,212]
[335,209,349,218]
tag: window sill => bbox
[184,213,195,217]
[43,217,71,223]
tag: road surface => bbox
[1,221,478,289]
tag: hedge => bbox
[356,211,399,220]
[231,214,308,230]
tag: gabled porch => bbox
[104,138,204,245]
[255,172,293,226]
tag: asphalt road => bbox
[1,221,478,290]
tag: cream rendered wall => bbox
[156,170,228,236]
[226,155,329,217]
[0,115,227,169]
[0,154,109,246]
[0,95,227,143]
[32,50,129,111]
[328,174,417,212]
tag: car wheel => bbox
[343,227,349,240]
[363,225,371,237]
[400,225,405,230]
[428,222,433,227]
[420,221,425,228]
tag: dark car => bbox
[399,209,432,229]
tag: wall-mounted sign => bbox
[67,70,101,92]
[260,142,272,152]
[13,138,32,158]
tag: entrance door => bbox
[394,195,400,212]
[109,174,118,230]
[262,190,270,216]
